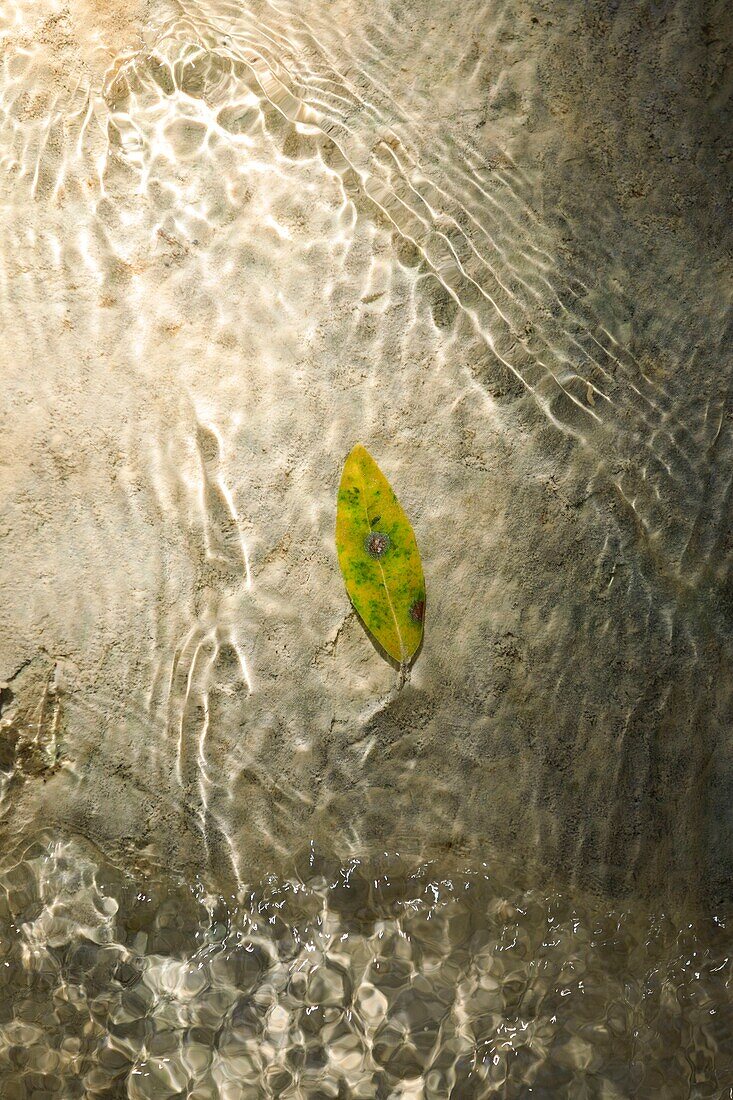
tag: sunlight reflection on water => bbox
[0,835,731,1097]
[1,0,732,1093]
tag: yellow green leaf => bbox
[335,444,425,665]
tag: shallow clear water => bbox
[1,0,732,1094]
[1,836,732,1098]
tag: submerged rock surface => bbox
[0,0,732,909]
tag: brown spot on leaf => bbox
[409,597,425,623]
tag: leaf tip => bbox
[347,442,370,464]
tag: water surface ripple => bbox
[0,836,732,1097]
[1,0,733,1092]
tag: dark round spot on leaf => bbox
[364,531,391,558]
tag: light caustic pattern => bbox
[0,0,731,846]
[0,0,472,882]
[0,836,730,1098]
[168,0,733,586]
[1,0,733,1091]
